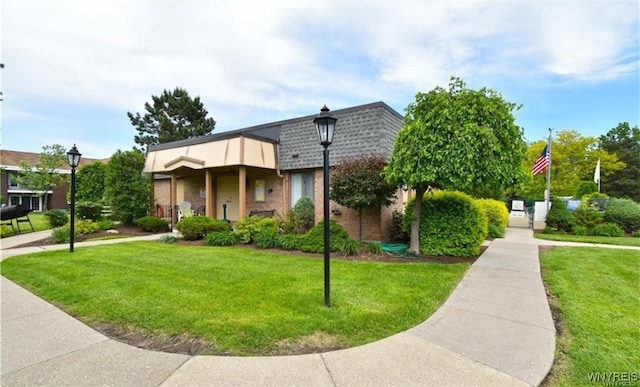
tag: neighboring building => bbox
[143,101,405,241]
[0,149,103,211]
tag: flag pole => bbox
[546,128,552,213]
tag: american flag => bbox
[532,145,549,175]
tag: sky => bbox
[1,0,638,159]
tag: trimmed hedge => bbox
[298,220,354,254]
[235,216,279,244]
[546,198,576,232]
[44,209,69,228]
[135,216,169,233]
[176,216,231,241]
[406,191,488,257]
[603,198,640,233]
[475,199,509,238]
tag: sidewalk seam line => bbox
[319,354,338,386]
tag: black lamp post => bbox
[67,144,82,252]
[313,105,337,307]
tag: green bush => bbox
[293,196,315,234]
[365,242,383,254]
[337,239,360,256]
[632,229,640,238]
[574,181,598,198]
[542,226,554,234]
[277,234,300,250]
[76,202,104,221]
[135,216,169,233]
[390,210,409,242]
[254,229,280,249]
[176,216,231,241]
[44,209,69,228]
[573,225,588,236]
[50,226,79,243]
[235,216,279,244]
[97,219,115,230]
[75,220,100,235]
[603,198,640,233]
[475,199,509,238]
[406,191,487,257]
[158,234,177,244]
[204,231,238,246]
[574,206,603,233]
[592,223,624,237]
[546,198,576,232]
[298,220,352,253]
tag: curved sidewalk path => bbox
[1,228,569,386]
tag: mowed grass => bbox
[536,233,640,247]
[540,247,640,386]
[0,242,469,355]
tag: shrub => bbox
[204,231,238,246]
[158,234,177,244]
[235,216,279,244]
[574,181,598,198]
[97,219,115,230]
[603,198,640,233]
[278,212,296,235]
[135,216,169,233]
[75,219,100,235]
[50,226,78,243]
[406,191,487,256]
[546,198,576,233]
[277,234,300,250]
[293,196,315,234]
[44,209,69,228]
[592,223,624,237]
[574,206,603,233]
[76,202,104,221]
[633,229,640,238]
[254,229,280,249]
[573,225,588,236]
[476,199,509,238]
[338,239,360,255]
[365,242,383,254]
[298,220,352,253]
[390,210,409,242]
[542,226,553,234]
[176,216,231,241]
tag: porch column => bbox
[239,166,246,219]
[205,169,214,218]
[171,173,178,229]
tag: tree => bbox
[76,162,107,203]
[16,144,68,210]
[599,122,640,201]
[128,87,216,151]
[330,154,397,241]
[520,130,625,199]
[105,150,150,225]
[385,77,526,254]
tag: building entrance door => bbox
[216,175,239,221]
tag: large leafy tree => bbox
[76,162,107,203]
[598,122,640,201]
[105,150,150,225]
[330,153,397,241]
[521,130,624,198]
[385,77,526,254]
[16,144,68,210]
[128,87,216,151]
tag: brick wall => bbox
[245,170,285,217]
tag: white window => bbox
[8,173,20,188]
[290,172,314,208]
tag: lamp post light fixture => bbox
[313,105,338,307]
[66,144,82,253]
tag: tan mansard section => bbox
[143,137,277,174]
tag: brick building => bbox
[144,101,406,241]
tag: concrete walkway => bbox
[0,228,578,386]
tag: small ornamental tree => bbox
[330,154,397,241]
[104,150,150,225]
[16,144,68,210]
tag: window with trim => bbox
[8,172,20,188]
[290,172,314,208]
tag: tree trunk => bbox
[409,186,426,255]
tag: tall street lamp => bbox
[67,144,82,253]
[313,105,337,307]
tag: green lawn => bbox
[535,233,640,247]
[1,212,50,237]
[0,242,469,355]
[540,247,640,386]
